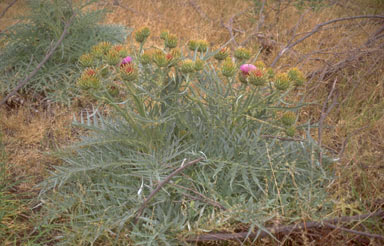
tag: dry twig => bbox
[318,78,338,165]
[271,15,384,67]
[134,157,204,224]
[221,10,248,49]
[188,0,215,24]
[170,182,226,210]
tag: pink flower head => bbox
[240,64,257,76]
[121,56,132,65]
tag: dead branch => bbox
[338,126,369,159]
[323,222,384,240]
[308,42,384,81]
[188,0,215,24]
[271,15,384,67]
[318,78,338,165]
[220,10,248,49]
[185,209,384,242]
[170,182,226,210]
[134,157,204,224]
[0,0,18,19]
[0,12,76,106]
[365,23,384,46]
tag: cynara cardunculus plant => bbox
[42,28,331,246]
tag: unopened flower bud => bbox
[234,47,251,60]
[197,40,209,53]
[214,47,230,61]
[112,45,129,58]
[152,50,168,67]
[104,50,121,66]
[160,30,169,40]
[135,27,150,43]
[285,126,296,137]
[221,58,237,77]
[165,34,178,49]
[170,48,181,59]
[287,67,305,87]
[77,68,101,90]
[188,40,199,51]
[248,69,266,86]
[281,111,296,126]
[181,59,196,74]
[79,53,96,67]
[140,50,153,65]
[120,64,138,81]
[91,45,105,58]
[275,73,290,91]
[194,59,204,71]
[98,41,112,53]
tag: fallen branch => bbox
[0,12,76,106]
[323,222,384,240]
[271,15,384,67]
[134,157,204,224]
[0,0,18,19]
[185,209,384,242]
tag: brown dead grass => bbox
[1,0,384,245]
[0,103,76,191]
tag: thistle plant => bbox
[40,30,332,245]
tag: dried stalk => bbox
[186,209,384,242]
[134,157,204,224]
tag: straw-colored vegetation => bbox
[0,0,383,245]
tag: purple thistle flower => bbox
[121,56,133,66]
[240,64,257,76]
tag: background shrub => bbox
[0,0,128,104]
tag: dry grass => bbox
[1,0,384,245]
[1,104,76,189]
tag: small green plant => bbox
[39,28,333,245]
[0,0,128,104]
